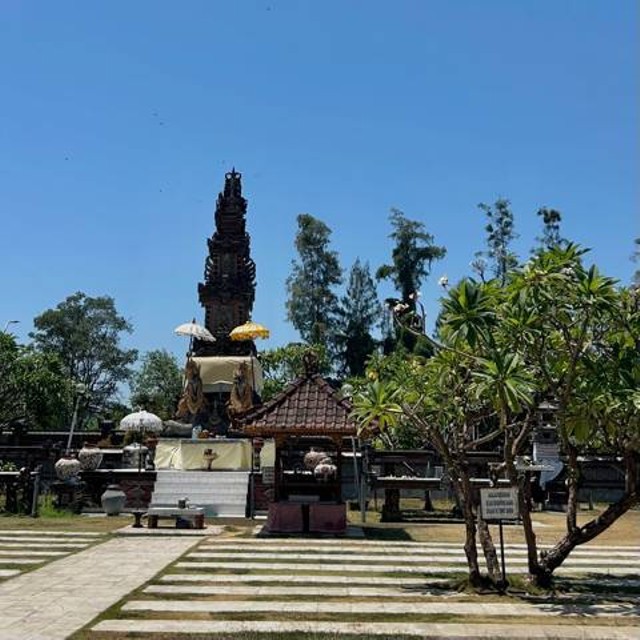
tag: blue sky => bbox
[1,1,638,370]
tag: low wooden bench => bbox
[146,506,205,529]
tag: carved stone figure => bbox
[228,362,253,418]
[175,358,206,423]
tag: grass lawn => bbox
[0,513,131,533]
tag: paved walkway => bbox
[0,535,196,640]
[0,530,103,583]
[90,536,640,639]
[91,619,640,638]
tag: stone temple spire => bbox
[195,169,256,356]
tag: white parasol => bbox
[120,410,164,433]
[174,319,216,357]
[174,320,216,343]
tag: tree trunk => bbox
[519,472,541,578]
[536,451,639,586]
[456,472,481,585]
[477,514,500,581]
[565,444,579,533]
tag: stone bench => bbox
[146,506,205,529]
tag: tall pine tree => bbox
[475,198,518,284]
[336,259,381,376]
[536,207,566,250]
[286,214,342,348]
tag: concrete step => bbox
[150,470,250,519]
[151,493,247,505]
[150,502,246,517]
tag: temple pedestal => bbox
[266,502,347,535]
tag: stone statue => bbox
[175,358,206,423]
[228,361,253,418]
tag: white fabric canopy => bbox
[191,356,263,393]
[119,410,163,433]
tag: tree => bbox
[355,247,640,588]
[632,237,640,285]
[259,343,329,401]
[286,214,342,348]
[336,259,381,376]
[30,292,137,424]
[535,207,565,251]
[130,350,183,420]
[475,198,518,283]
[376,208,446,306]
[0,332,70,430]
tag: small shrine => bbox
[237,355,357,534]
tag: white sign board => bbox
[262,467,275,485]
[480,487,519,521]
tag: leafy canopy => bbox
[30,292,137,422]
[130,349,183,420]
[376,208,446,305]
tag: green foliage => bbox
[475,198,518,283]
[356,243,640,460]
[259,343,329,401]
[130,349,183,420]
[632,237,640,285]
[350,379,402,447]
[439,280,497,348]
[286,214,343,347]
[0,331,71,429]
[472,352,534,415]
[30,292,137,423]
[535,207,566,251]
[335,259,381,376]
[376,208,446,305]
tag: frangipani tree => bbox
[353,244,640,587]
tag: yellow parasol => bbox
[229,321,270,341]
[229,321,270,393]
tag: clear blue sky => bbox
[1,1,638,369]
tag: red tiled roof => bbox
[238,374,357,436]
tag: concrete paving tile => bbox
[91,619,640,638]
[0,536,195,640]
[121,598,640,617]
[0,550,67,557]
[200,543,640,559]
[187,551,640,566]
[175,559,636,576]
[158,573,442,585]
[0,570,20,578]
[0,530,102,537]
[144,584,454,598]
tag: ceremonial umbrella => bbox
[174,319,216,356]
[120,410,164,433]
[229,321,270,341]
[229,321,270,391]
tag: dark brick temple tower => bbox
[194,169,256,356]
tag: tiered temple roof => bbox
[237,372,357,439]
[195,169,256,356]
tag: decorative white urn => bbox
[78,444,103,471]
[314,461,337,483]
[304,448,327,471]
[54,456,82,481]
[101,484,126,516]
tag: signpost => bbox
[480,487,519,589]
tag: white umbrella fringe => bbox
[120,410,164,433]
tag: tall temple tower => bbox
[195,169,256,357]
